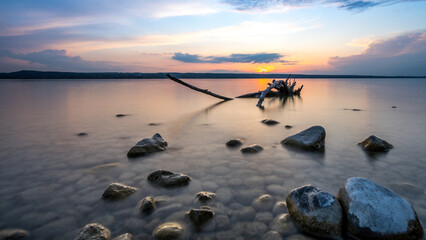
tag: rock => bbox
[112,233,133,240]
[188,208,215,226]
[74,223,111,240]
[196,191,215,202]
[358,135,393,152]
[241,144,263,153]
[272,201,288,215]
[101,183,137,200]
[281,126,325,151]
[262,231,283,240]
[252,194,274,211]
[285,125,293,129]
[337,177,424,240]
[0,229,30,240]
[392,106,397,108]
[76,132,88,137]
[153,222,184,240]
[139,196,156,214]
[286,185,342,238]
[147,170,191,187]
[149,123,161,126]
[127,133,167,158]
[271,213,297,235]
[226,139,244,147]
[115,114,128,118]
[262,119,279,125]
[344,108,362,111]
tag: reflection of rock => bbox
[337,177,424,240]
[127,133,167,158]
[101,183,137,200]
[188,208,215,226]
[196,191,215,202]
[358,135,393,152]
[241,144,263,153]
[262,119,279,125]
[75,223,111,240]
[112,233,133,240]
[139,196,156,214]
[281,126,325,151]
[153,222,184,240]
[226,139,244,147]
[147,170,191,187]
[286,185,342,238]
[0,229,30,240]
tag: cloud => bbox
[328,31,426,75]
[172,52,296,64]
[0,49,121,72]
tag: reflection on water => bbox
[0,78,425,239]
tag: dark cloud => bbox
[328,32,426,76]
[0,49,122,72]
[172,52,296,64]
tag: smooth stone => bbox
[0,229,30,240]
[153,222,184,240]
[112,233,133,240]
[147,170,191,187]
[74,223,110,240]
[337,177,424,239]
[127,133,167,158]
[139,196,156,214]
[226,139,244,147]
[76,132,88,137]
[358,135,393,152]
[196,191,216,202]
[252,194,274,211]
[286,185,342,238]
[272,201,288,215]
[262,119,280,125]
[188,208,215,226]
[281,126,326,151]
[241,144,263,153]
[262,231,283,240]
[115,114,128,118]
[101,183,137,200]
[271,213,297,235]
[285,125,293,129]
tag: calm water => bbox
[0,78,425,239]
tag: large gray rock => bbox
[281,126,325,151]
[153,222,184,240]
[358,135,393,152]
[0,229,30,240]
[337,177,423,239]
[286,185,342,238]
[147,170,191,187]
[127,133,167,158]
[74,223,110,240]
[101,183,137,200]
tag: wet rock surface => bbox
[286,185,342,238]
[74,223,111,240]
[337,177,424,240]
[196,191,215,202]
[0,229,30,240]
[147,170,191,187]
[358,135,393,152]
[241,144,264,153]
[281,126,326,151]
[139,196,156,214]
[261,119,279,125]
[127,133,167,158]
[225,139,244,147]
[153,222,184,240]
[188,208,215,226]
[112,233,133,240]
[101,183,137,200]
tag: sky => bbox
[0,0,425,75]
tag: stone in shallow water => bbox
[270,213,297,235]
[127,133,167,158]
[101,183,137,200]
[358,135,393,152]
[76,132,88,137]
[285,125,293,129]
[241,144,263,153]
[337,177,424,240]
[112,233,133,240]
[261,119,280,125]
[115,114,128,118]
[226,138,244,147]
[252,194,274,211]
[147,170,191,187]
[188,208,215,226]
[281,126,326,151]
[0,229,30,240]
[153,222,184,240]
[74,223,110,240]
[286,185,342,238]
[196,191,215,202]
[139,196,156,214]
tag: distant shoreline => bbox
[1,70,425,79]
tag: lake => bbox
[0,78,425,239]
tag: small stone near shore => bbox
[127,133,167,158]
[226,139,244,147]
[271,213,297,235]
[139,196,156,214]
[286,185,342,238]
[149,123,161,126]
[76,132,88,137]
[337,177,424,240]
[0,229,30,240]
[101,183,137,200]
[112,233,133,240]
[147,170,191,187]
[358,135,393,152]
[252,194,274,211]
[196,191,215,202]
[115,114,128,118]
[285,125,293,129]
[262,119,280,125]
[281,126,325,151]
[241,144,263,153]
[153,222,184,240]
[74,223,111,240]
[188,208,215,226]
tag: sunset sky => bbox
[1,0,425,75]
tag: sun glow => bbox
[256,65,275,73]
